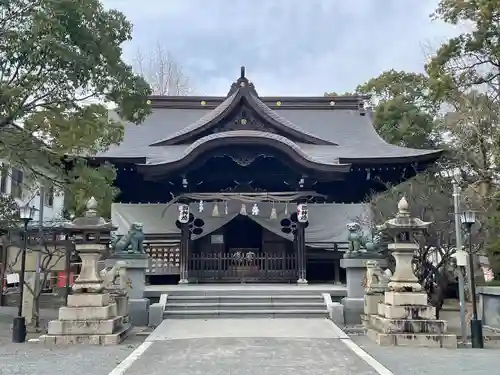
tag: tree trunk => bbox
[34,298,40,329]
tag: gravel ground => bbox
[351,335,500,375]
[0,307,142,375]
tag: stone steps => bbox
[163,309,328,319]
[161,291,329,319]
[167,294,323,304]
[145,286,346,298]
[165,302,327,311]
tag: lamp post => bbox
[460,210,484,349]
[452,175,467,344]
[12,204,35,343]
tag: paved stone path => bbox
[110,319,387,375]
[352,335,500,375]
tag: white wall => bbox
[0,160,65,223]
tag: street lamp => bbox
[12,204,35,343]
[460,210,484,349]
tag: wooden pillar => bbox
[296,222,307,284]
[178,223,190,284]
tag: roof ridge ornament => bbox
[227,66,258,97]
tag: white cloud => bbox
[102,0,461,96]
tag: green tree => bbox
[426,0,500,198]
[486,193,500,279]
[438,91,500,197]
[0,195,19,234]
[427,0,500,101]
[64,160,119,218]
[355,70,440,149]
[0,0,152,212]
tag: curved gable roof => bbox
[94,67,442,166]
[149,70,334,146]
[137,130,351,175]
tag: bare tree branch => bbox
[133,42,192,96]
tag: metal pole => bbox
[18,222,28,317]
[33,187,44,326]
[12,221,28,342]
[452,179,467,344]
[468,228,484,348]
[64,241,71,306]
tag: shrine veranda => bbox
[91,67,441,285]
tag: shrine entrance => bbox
[224,215,262,251]
[189,215,297,283]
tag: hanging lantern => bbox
[297,204,308,223]
[270,202,277,220]
[212,202,220,217]
[251,203,259,216]
[178,204,190,224]
[198,200,204,212]
[240,204,247,216]
[224,201,228,215]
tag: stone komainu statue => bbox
[346,222,381,256]
[364,260,392,294]
[111,222,145,254]
[100,260,130,293]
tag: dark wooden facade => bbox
[93,67,442,284]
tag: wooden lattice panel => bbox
[146,245,181,275]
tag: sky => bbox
[102,0,460,96]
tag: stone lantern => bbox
[366,197,458,348]
[39,197,130,345]
[64,197,116,293]
[376,196,430,293]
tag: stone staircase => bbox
[161,289,331,319]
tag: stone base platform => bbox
[369,314,447,334]
[39,325,131,345]
[364,294,384,315]
[378,302,436,320]
[39,292,130,345]
[367,328,458,348]
[365,291,458,348]
[360,314,369,327]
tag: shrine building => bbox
[92,67,441,285]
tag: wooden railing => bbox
[189,251,297,282]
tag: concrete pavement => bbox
[109,319,390,375]
[352,335,500,375]
[1,304,498,375]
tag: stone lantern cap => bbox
[64,197,116,232]
[376,197,432,233]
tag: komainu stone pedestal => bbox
[341,257,387,324]
[362,294,384,327]
[361,260,391,327]
[39,293,130,345]
[105,254,150,326]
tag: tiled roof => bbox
[149,92,238,146]
[140,130,347,167]
[97,106,441,165]
[95,71,442,166]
